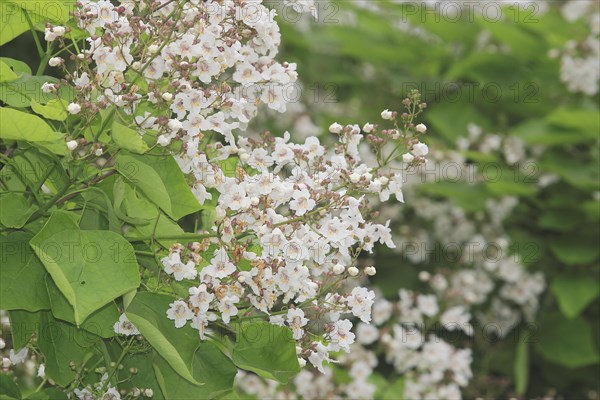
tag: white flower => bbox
[411,142,429,157]
[356,322,379,345]
[365,266,376,276]
[168,119,183,131]
[101,387,121,399]
[67,140,78,151]
[37,364,45,378]
[161,252,197,281]
[329,319,355,351]
[347,287,375,323]
[74,388,93,400]
[349,172,361,183]
[416,123,427,133]
[308,342,332,373]
[287,309,308,340]
[67,102,82,114]
[329,122,343,134]
[48,57,63,67]
[416,294,438,317]
[113,313,140,336]
[348,266,359,276]
[381,109,393,120]
[402,153,415,163]
[9,348,28,364]
[144,389,153,397]
[166,300,194,328]
[191,312,217,340]
[162,92,173,101]
[440,306,472,334]
[204,247,236,279]
[0,338,5,349]
[289,188,315,216]
[41,82,55,93]
[189,284,214,313]
[363,122,374,133]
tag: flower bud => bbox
[348,266,359,276]
[402,153,415,163]
[416,123,427,133]
[67,102,81,114]
[162,92,173,101]
[67,140,78,151]
[362,122,374,133]
[365,266,376,276]
[418,271,431,281]
[349,173,361,183]
[48,57,63,67]
[381,109,393,120]
[332,263,345,274]
[329,122,343,134]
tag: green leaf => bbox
[0,2,30,46]
[0,107,63,142]
[0,57,32,76]
[153,342,237,399]
[0,193,37,228]
[16,0,74,24]
[0,373,21,400]
[46,276,119,338]
[514,336,529,395]
[114,351,164,400]
[125,292,200,385]
[0,59,18,83]
[112,122,149,154]
[0,232,51,311]
[537,208,585,232]
[30,211,141,325]
[417,181,488,212]
[31,99,68,121]
[8,310,39,349]
[232,321,300,383]
[0,75,71,108]
[380,377,405,400]
[37,312,99,387]
[547,234,599,266]
[535,313,600,369]
[547,108,600,137]
[551,275,600,319]
[115,152,200,220]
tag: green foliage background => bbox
[265,1,599,398]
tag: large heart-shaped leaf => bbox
[153,342,237,399]
[30,211,140,325]
[125,292,200,385]
[45,276,119,338]
[0,107,63,142]
[551,275,600,319]
[37,312,100,387]
[0,232,50,311]
[115,152,200,221]
[232,321,300,383]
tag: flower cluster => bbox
[551,0,600,95]
[160,100,428,367]
[35,0,432,394]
